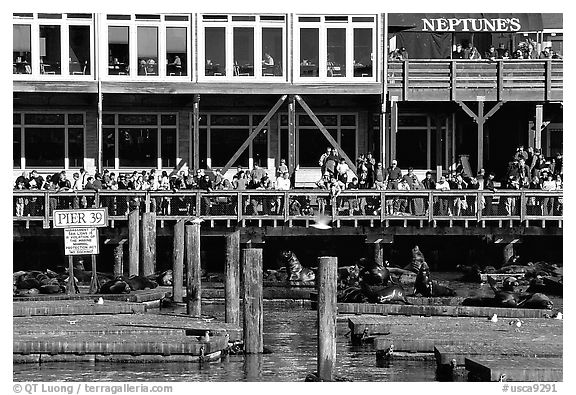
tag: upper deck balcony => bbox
[387,59,562,102]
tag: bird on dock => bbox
[509,319,523,328]
[95,297,104,305]
[202,330,210,342]
[498,374,507,382]
[199,346,206,363]
[383,344,394,358]
[67,320,77,325]
[489,314,498,323]
[553,312,563,320]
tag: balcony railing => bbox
[387,59,563,102]
[13,189,563,229]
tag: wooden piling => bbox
[186,223,201,316]
[141,212,156,276]
[225,231,240,325]
[128,209,139,277]
[317,256,338,381]
[89,255,99,294]
[172,220,185,303]
[243,248,263,354]
[66,256,77,295]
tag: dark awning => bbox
[388,14,546,32]
[542,13,563,29]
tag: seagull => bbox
[383,344,394,358]
[203,330,210,342]
[95,297,104,305]
[553,312,563,320]
[489,314,498,323]
[67,320,77,325]
[509,319,523,328]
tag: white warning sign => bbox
[64,227,99,256]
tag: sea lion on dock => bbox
[372,285,411,304]
[359,258,390,286]
[487,276,521,307]
[403,245,426,273]
[278,250,315,282]
[99,277,131,294]
[414,262,456,297]
[39,284,63,294]
[127,275,158,291]
[338,265,360,288]
[518,293,553,310]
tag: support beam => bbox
[97,81,103,174]
[288,95,297,176]
[379,102,386,168]
[243,248,263,354]
[484,101,505,121]
[193,94,200,171]
[186,222,202,316]
[225,230,240,325]
[128,209,139,277]
[390,99,398,163]
[535,104,543,150]
[172,220,185,303]
[140,212,156,276]
[477,100,484,174]
[295,95,357,174]
[222,95,287,174]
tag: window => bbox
[13,113,85,169]
[108,26,130,75]
[40,25,61,74]
[262,28,282,76]
[137,26,158,76]
[69,26,90,75]
[13,25,32,74]
[300,28,319,77]
[233,27,254,76]
[295,15,376,81]
[279,114,357,167]
[200,14,286,80]
[205,27,226,76]
[102,113,177,169]
[200,114,270,169]
[166,27,187,76]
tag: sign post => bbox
[54,208,108,295]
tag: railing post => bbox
[94,191,100,208]
[428,191,434,222]
[43,191,50,229]
[237,192,243,222]
[477,191,483,222]
[497,61,504,101]
[380,191,385,222]
[331,194,337,223]
[402,60,409,101]
[195,191,201,217]
[520,190,526,223]
[450,60,457,101]
[145,191,151,213]
[545,60,551,101]
[283,191,289,222]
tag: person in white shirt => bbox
[435,175,451,215]
[541,174,556,216]
[336,158,350,184]
[275,172,291,214]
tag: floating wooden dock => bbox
[337,302,553,318]
[435,344,563,368]
[466,357,563,382]
[371,316,562,354]
[13,288,169,303]
[13,300,147,317]
[348,315,391,344]
[311,293,465,307]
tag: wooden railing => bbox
[387,59,563,102]
[13,189,563,228]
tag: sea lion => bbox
[99,277,131,294]
[502,277,519,292]
[404,245,426,273]
[39,284,63,294]
[487,276,521,307]
[372,285,411,304]
[14,288,40,297]
[414,262,456,297]
[156,270,173,286]
[338,265,361,288]
[518,293,554,310]
[127,275,158,291]
[278,250,315,282]
[359,259,390,286]
[337,286,367,303]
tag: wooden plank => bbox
[466,357,562,382]
[295,95,357,174]
[13,289,169,303]
[435,344,562,367]
[348,316,391,336]
[337,303,553,318]
[221,95,287,174]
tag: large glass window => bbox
[40,25,61,74]
[68,128,84,167]
[233,27,254,76]
[354,28,372,77]
[25,128,65,167]
[108,26,129,75]
[118,128,157,167]
[13,25,32,74]
[103,128,115,168]
[14,128,21,168]
[300,28,319,77]
[397,130,427,169]
[205,27,226,76]
[211,129,249,167]
[166,27,187,76]
[327,28,346,77]
[161,129,177,168]
[69,26,90,75]
[137,26,158,76]
[262,28,282,76]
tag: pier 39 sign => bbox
[53,209,107,256]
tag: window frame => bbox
[13,111,86,170]
[12,13,95,80]
[199,113,271,169]
[198,14,287,82]
[103,14,192,81]
[102,112,179,170]
[294,14,377,83]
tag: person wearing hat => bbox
[277,159,288,179]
